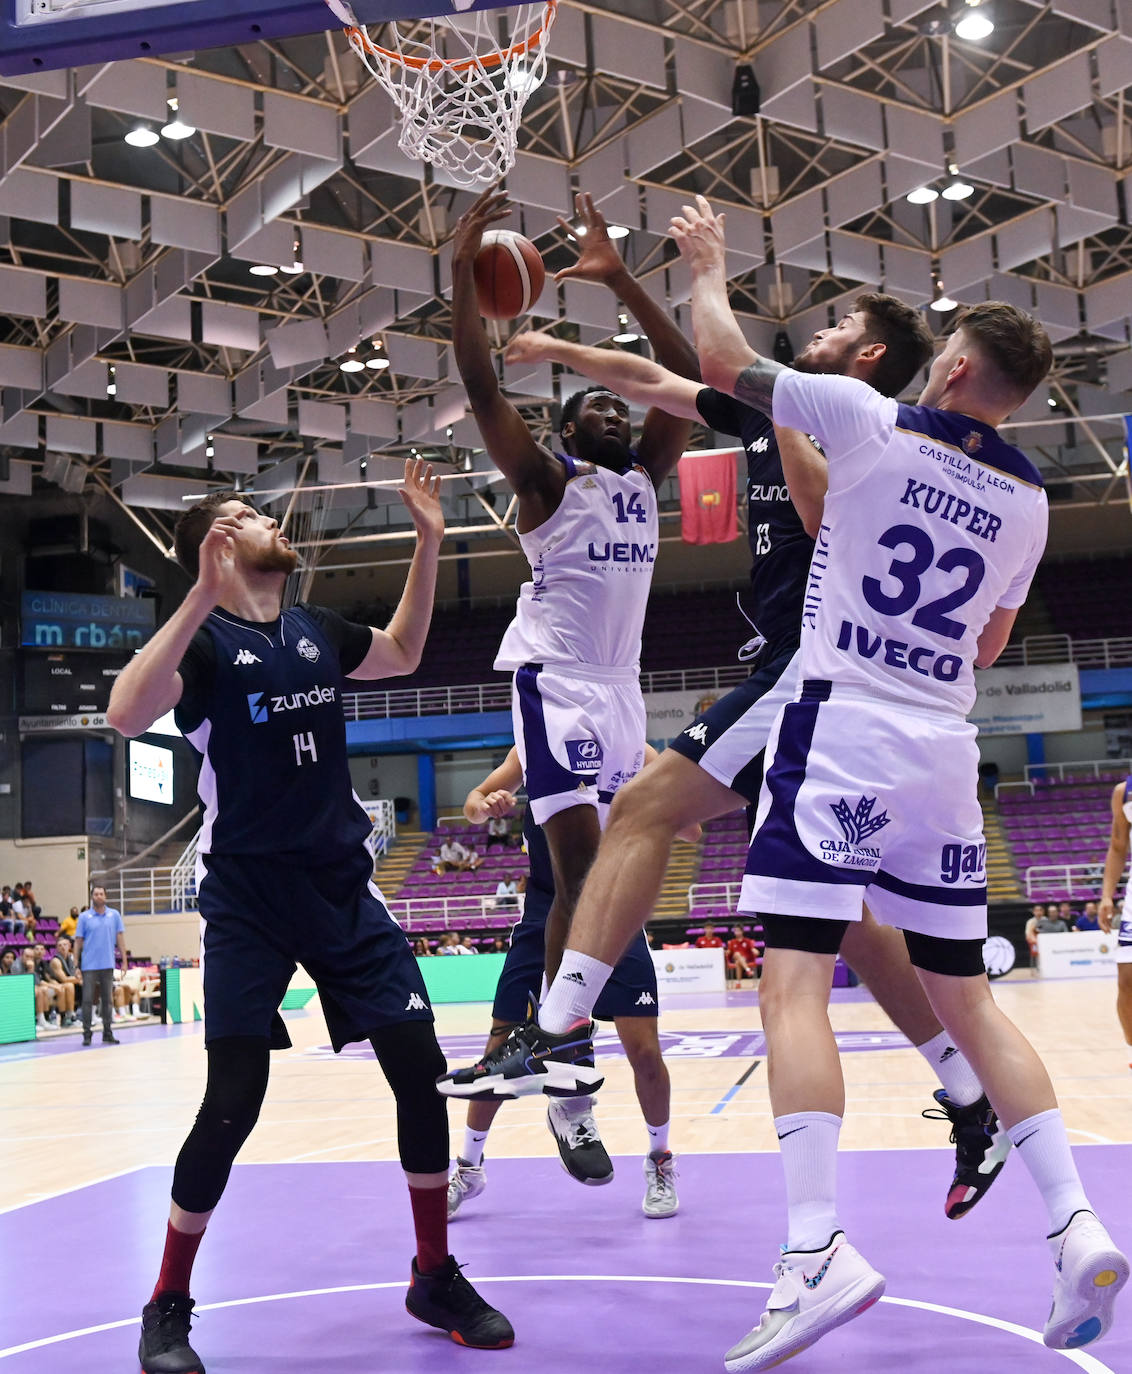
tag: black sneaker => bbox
[436,1016,603,1100]
[922,1089,1012,1219]
[82,1032,92,1046]
[547,1096,614,1185]
[405,1256,514,1348]
[138,1293,205,1373]
[102,1033,121,1045]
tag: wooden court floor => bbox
[2,971,1129,1213]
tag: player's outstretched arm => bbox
[106,516,243,737]
[465,747,523,824]
[1099,785,1130,933]
[349,459,443,680]
[775,426,829,538]
[450,187,563,521]
[671,195,787,414]
[505,332,703,421]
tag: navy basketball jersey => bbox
[696,387,813,651]
[175,603,373,863]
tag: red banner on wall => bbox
[678,449,739,545]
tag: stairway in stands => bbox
[982,794,1022,902]
[374,828,428,898]
[650,833,703,923]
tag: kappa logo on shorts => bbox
[635,991,656,1006]
[405,992,428,1011]
[296,636,320,663]
[565,738,603,774]
[683,723,709,745]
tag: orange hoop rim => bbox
[344,0,558,74]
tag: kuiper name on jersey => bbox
[899,478,1003,543]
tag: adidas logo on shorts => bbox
[404,993,428,1011]
[635,992,656,1006]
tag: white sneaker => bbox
[35,1013,48,1030]
[1044,1210,1129,1349]
[724,1232,885,1372]
[642,1150,679,1219]
[447,1158,486,1218]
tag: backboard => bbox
[0,0,506,77]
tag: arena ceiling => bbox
[0,0,1129,576]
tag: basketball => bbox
[474,230,546,319]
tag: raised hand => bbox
[467,788,518,824]
[503,329,557,367]
[669,193,728,274]
[555,191,624,286]
[398,457,444,543]
[195,516,243,605]
[450,185,513,265]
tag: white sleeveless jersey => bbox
[772,370,1048,716]
[494,455,659,672]
[1123,777,1132,826]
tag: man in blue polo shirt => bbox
[75,884,127,1047]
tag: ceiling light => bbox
[906,186,939,205]
[941,179,975,200]
[612,312,640,344]
[106,366,116,398]
[930,291,959,313]
[124,124,160,148]
[161,99,195,140]
[340,348,365,373]
[205,436,215,458]
[281,236,304,274]
[1047,397,1058,408]
[249,263,279,277]
[954,5,994,40]
[606,225,630,239]
[366,356,390,370]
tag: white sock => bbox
[775,1111,842,1252]
[1007,1108,1092,1235]
[461,1127,489,1168]
[538,952,614,1034]
[646,1121,670,1155]
[916,1030,983,1107]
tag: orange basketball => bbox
[474,230,546,320]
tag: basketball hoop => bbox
[326,0,558,188]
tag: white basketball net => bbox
[329,0,558,188]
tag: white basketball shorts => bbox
[740,679,988,941]
[512,662,646,826]
[1116,889,1132,963]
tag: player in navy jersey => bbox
[492,304,1012,1223]
[447,748,687,1219]
[440,188,699,1102]
[668,195,1126,1368]
[106,462,514,1373]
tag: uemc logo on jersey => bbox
[565,738,603,775]
[247,685,336,724]
[587,540,656,566]
[940,842,986,884]
[820,796,891,870]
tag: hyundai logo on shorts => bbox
[565,738,603,774]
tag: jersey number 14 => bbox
[612,492,648,524]
[294,731,318,766]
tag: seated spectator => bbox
[437,932,460,955]
[434,838,481,874]
[484,813,517,849]
[412,937,434,957]
[1035,907,1069,934]
[57,907,79,940]
[1057,900,1076,928]
[493,878,519,910]
[11,887,36,938]
[21,881,42,920]
[695,921,724,950]
[115,967,144,1020]
[1075,901,1101,932]
[0,885,24,935]
[1024,906,1042,963]
[0,949,17,974]
[455,932,478,955]
[44,937,79,1026]
[489,936,507,953]
[22,949,58,1030]
[726,922,759,984]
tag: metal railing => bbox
[387,894,524,928]
[687,881,742,912]
[341,664,751,723]
[1023,863,1123,898]
[365,800,397,857]
[1022,757,1131,783]
[996,635,1132,669]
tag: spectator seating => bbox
[391,822,530,932]
[998,773,1122,900]
[1036,555,1132,642]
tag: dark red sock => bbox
[151,1221,206,1302]
[408,1183,448,1275]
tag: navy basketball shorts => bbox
[1117,893,1132,964]
[513,662,646,825]
[667,645,801,803]
[492,884,659,1024]
[197,846,433,1051]
[740,680,988,942]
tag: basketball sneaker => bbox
[546,1097,613,1185]
[642,1149,679,1218]
[1043,1210,1129,1349]
[405,1256,514,1349]
[922,1089,1011,1219]
[724,1232,885,1372]
[138,1293,205,1374]
[447,1158,486,1218]
[436,1016,603,1100]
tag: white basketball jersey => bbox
[772,370,1048,716]
[494,455,658,672]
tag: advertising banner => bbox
[1037,930,1119,979]
[644,688,730,744]
[21,590,155,651]
[650,947,725,995]
[970,664,1082,737]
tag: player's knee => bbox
[371,1019,447,1095]
[606,769,679,837]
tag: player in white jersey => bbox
[438,188,697,1105]
[1098,775,1132,1065]
[663,196,1126,1370]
